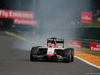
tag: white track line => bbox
[5,31,100,69]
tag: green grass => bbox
[77,19,100,27]
[84,19,100,27]
[7,31,33,41]
[76,47,100,56]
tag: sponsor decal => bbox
[81,12,92,23]
[47,48,55,56]
[0,9,34,19]
[13,19,38,25]
[67,40,82,48]
[90,43,100,52]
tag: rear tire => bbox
[63,48,71,63]
[30,47,39,61]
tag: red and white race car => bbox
[30,37,74,63]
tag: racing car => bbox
[30,37,74,63]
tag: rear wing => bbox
[47,37,64,48]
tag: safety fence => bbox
[74,38,100,48]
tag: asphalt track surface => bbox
[0,31,100,75]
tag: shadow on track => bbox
[20,58,72,64]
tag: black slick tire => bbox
[63,48,71,63]
[30,47,39,61]
[71,48,74,62]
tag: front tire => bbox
[30,47,39,61]
[71,48,74,62]
[63,48,71,63]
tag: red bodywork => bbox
[46,41,59,56]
